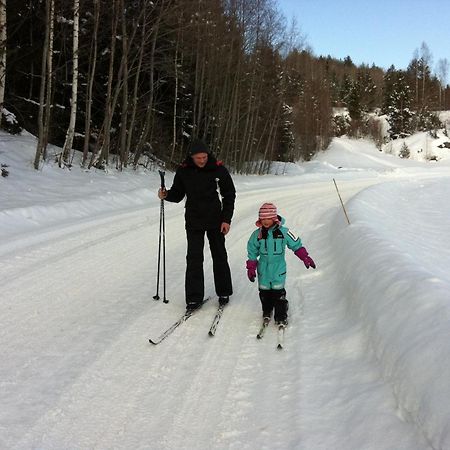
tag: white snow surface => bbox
[2,131,450,449]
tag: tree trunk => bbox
[34,0,52,170]
[82,0,100,166]
[42,0,54,160]
[61,0,80,166]
[118,0,129,169]
[0,0,6,109]
[92,0,120,168]
[170,30,180,164]
[134,2,163,163]
[28,3,34,100]
[128,6,147,168]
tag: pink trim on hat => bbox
[255,216,281,228]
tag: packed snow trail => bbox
[0,170,432,449]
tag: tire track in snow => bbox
[2,207,182,448]
[0,202,185,287]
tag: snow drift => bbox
[332,178,450,449]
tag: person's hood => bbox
[182,153,218,170]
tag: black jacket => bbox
[165,154,236,230]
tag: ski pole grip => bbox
[158,170,165,189]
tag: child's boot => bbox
[274,292,289,325]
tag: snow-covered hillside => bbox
[1,131,450,449]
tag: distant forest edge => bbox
[1,1,449,173]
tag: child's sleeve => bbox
[285,228,303,252]
[247,230,260,260]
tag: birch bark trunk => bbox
[61,0,80,166]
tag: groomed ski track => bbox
[1,173,430,449]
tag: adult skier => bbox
[158,139,236,311]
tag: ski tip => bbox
[208,331,215,337]
[149,339,158,345]
[256,334,263,339]
[277,344,283,350]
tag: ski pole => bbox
[153,196,163,300]
[160,170,168,303]
[153,170,169,303]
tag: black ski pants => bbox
[185,228,233,304]
[259,288,288,322]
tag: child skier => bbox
[246,202,316,326]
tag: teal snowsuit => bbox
[247,217,303,290]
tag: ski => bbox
[277,324,286,349]
[256,319,286,348]
[149,297,211,345]
[208,304,225,337]
[256,317,271,339]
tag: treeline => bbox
[2,1,449,173]
[334,43,450,143]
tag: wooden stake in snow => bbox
[333,178,350,225]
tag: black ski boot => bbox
[276,318,288,326]
[218,296,229,306]
[186,301,202,312]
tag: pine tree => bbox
[340,74,352,105]
[347,82,362,121]
[382,65,397,115]
[278,102,295,161]
[386,72,414,139]
[399,141,410,158]
[357,68,377,111]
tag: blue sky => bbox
[278,0,450,71]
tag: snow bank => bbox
[331,178,450,449]
[0,187,153,240]
[0,131,164,248]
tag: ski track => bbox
[1,176,431,449]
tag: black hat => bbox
[188,139,209,155]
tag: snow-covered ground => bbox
[1,131,450,449]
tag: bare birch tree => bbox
[412,48,419,106]
[61,0,80,166]
[420,42,433,106]
[43,0,55,157]
[437,58,449,109]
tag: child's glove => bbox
[294,247,316,269]
[246,260,257,282]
